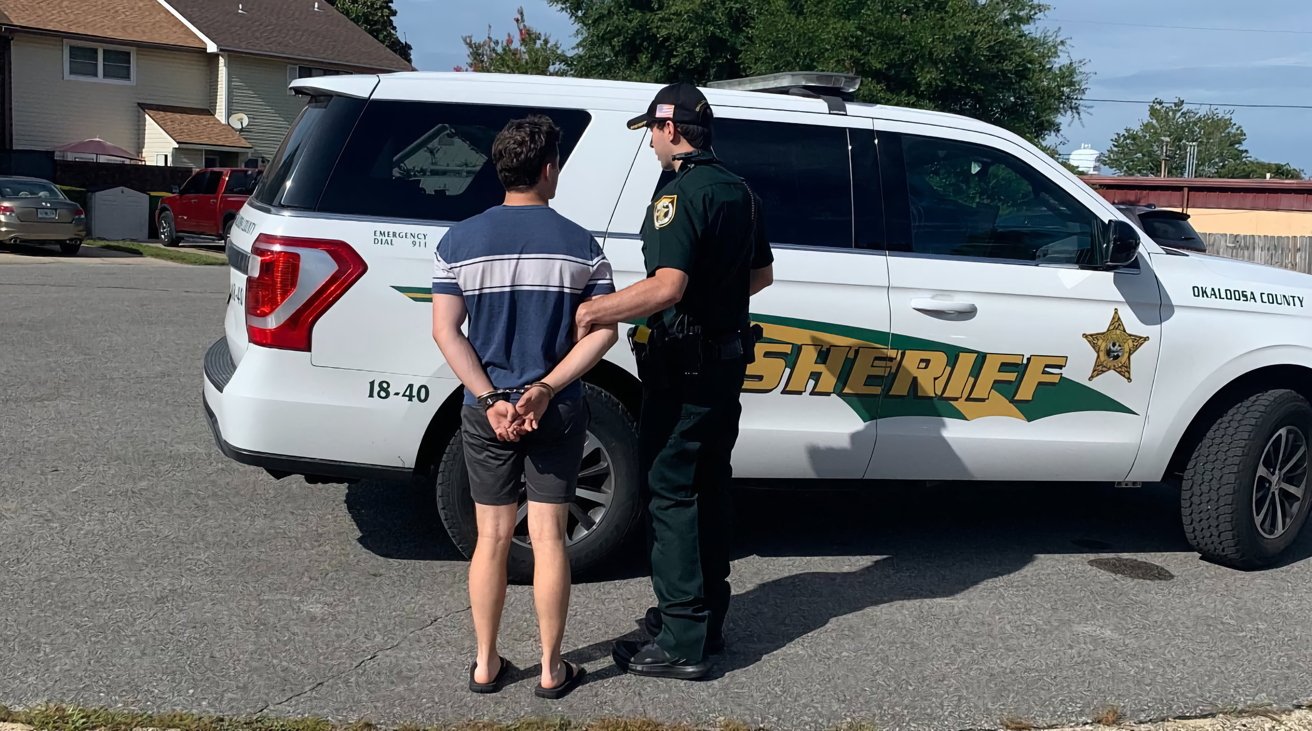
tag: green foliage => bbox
[546,0,1088,143]
[456,6,569,75]
[324,0,412,63]
[1103,98,1303,179]
[1215,158,1305,180]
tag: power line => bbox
[1081,98,1312,110]
[1045,17,1312,35]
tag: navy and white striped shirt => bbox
[432,205,615,404]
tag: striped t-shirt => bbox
[432,204,615,404]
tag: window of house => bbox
[65,42,134,83]
[897,134,1098,265]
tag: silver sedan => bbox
[0,176,88,256]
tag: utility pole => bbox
[1159,137,1172,177]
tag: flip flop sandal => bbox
[469,656,511,694]
[534,660,585,700]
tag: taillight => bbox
[245,234,366,351]
[0,205,14,214]
[73,207,86,219]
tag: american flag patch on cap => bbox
[655,104,675,118]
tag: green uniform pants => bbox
[639,356,746,663]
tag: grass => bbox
[1092,705,1124,726]
[0,707,767,731]
[87,240,226,266]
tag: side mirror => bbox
[1094,219,1140,269]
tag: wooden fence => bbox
[1200,233,1312,274]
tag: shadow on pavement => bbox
[345,477,1312,683]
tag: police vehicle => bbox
[204,71,1312,579]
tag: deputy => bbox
[574,81,775,679]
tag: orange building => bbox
[1084,176,1312,237]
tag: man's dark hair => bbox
[492,115,561,191]
[676,123,712,150]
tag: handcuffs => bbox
[475,381,557,411]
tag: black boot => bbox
[612,638,710,680]
[643,607,726,655]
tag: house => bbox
[0,0,410,169]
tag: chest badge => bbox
[653,195,677,229]
[1083,308,1149,382]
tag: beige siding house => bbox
[0,0,411,169]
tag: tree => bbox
[455,6,569,75]
[1102,99,1248,177]
[1215,159,1305,181]
[324,0,412,64]
[547,0,1088,143]
[1102,99,1304,179]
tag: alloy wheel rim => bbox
[1253,425,1308,540]
[511,431,614,549]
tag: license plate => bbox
[37,209,57,220]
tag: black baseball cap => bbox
[626,82,714,131]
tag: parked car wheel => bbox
[223,216,235,244]
[431,383,642,583]
[158,209,180,247]
[1181,389,1312,569]
[59,240,81,256]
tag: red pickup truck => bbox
[157,167,261,246]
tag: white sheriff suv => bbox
[205,71,1312,578]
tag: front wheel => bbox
[60,240,81,256]
[1181,389,1312,569]
[432,383,642,583]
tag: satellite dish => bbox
[228,112,250,132]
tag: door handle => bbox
[910,298,977,315]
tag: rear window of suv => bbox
[253,95,591,224]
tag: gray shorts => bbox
[461,398,589,506]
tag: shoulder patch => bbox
[653,195,677,229]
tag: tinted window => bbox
[197,171,222,195]
[0,179,64,199]
[251,94,367,209]
[224,169,261,195]
[179,172,212,196]
[709,120,854,248]
[1141,216,1201,244]
[899,135,1098,265]
[315,102,591,223]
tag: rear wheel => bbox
[432,383,642,583]
[223,217,234,244]
[1181,389,1312,569]
[158,209,179,246]
[59,240,81,256]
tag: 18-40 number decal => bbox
[368,380,430,403]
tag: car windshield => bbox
[0,179,64,199]
[1141,216,1202,242]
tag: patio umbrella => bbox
[54,137,141,162]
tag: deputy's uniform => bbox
[617,83,773,674]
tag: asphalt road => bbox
[3,253,1312,730]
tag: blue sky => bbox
[394,0,1312,172]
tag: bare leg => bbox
[527,501,571,687]
[470,502,517,684]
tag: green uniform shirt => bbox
[641,152,774,334]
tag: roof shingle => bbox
[141,105,253,148]
[162,0,412,72]
[0,0,206,49]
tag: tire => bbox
[432,383,642,583]
[59,240,81,256]
[158,209,180,246]
[1181,389,1312,569]
[223,217,234,244]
